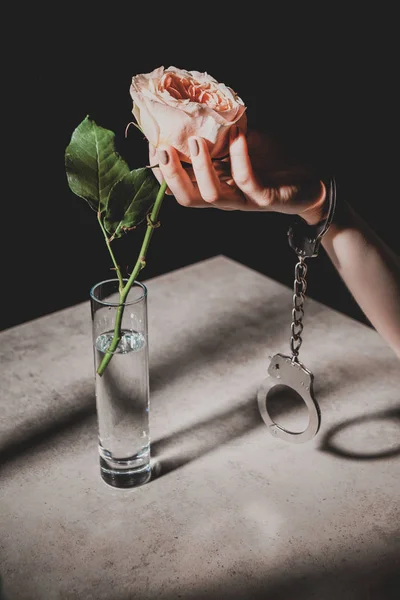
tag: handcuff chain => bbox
[290,255,308,360]
[287,177,336,360]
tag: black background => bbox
[4,7,399,331]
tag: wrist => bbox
[299,180,327,226]
[287,177,337,259]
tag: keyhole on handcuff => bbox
[266,384,310,433]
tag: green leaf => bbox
[65,115,130,212]
[103,168,160,237]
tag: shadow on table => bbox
[2,381,397,477]
[0,293,296,473]
[0,389,96,470]
[149,366,336,481]
[1,292,398,474]
[0,574,12,600]
[115,549,400,600]
[319,405,400,460]
[151,392,264,479]
[2,386,398,480]
[151,390,400,480]
[149,294,317,394]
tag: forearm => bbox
[321,201,400,359]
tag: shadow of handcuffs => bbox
[257,177,336,443]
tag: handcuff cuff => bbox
[257,177,337,443]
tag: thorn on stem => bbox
[146,214,161,228]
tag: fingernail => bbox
[189,137,200,157]
[149,143,156,157]
[158,149,169,165]
[230,125,239,140]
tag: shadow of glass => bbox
[150,393,264,480]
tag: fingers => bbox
[153,141,228,208]
[228,127,271,209]
[150,130,265,210]
[153,145,200,206]
[186,137,247,209]
[187,137,228,205]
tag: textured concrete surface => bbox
[0,255,399,600]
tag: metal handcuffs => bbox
[257,177,337,443]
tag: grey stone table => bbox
[1,255,399,600]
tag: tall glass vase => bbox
[90,278,151,489]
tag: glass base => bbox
[100,457,151,488]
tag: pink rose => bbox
[129,66,247,162]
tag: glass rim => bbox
[89,278,147,307]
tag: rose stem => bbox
[97,212,124,290]
[97,179,168,376]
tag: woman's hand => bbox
[149,127,327,225]
[149,125,400,359]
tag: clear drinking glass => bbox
[90,278,151,488]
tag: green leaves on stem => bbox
[96,179,167,376]
[65,115,159,237]
[65,115,166,376]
